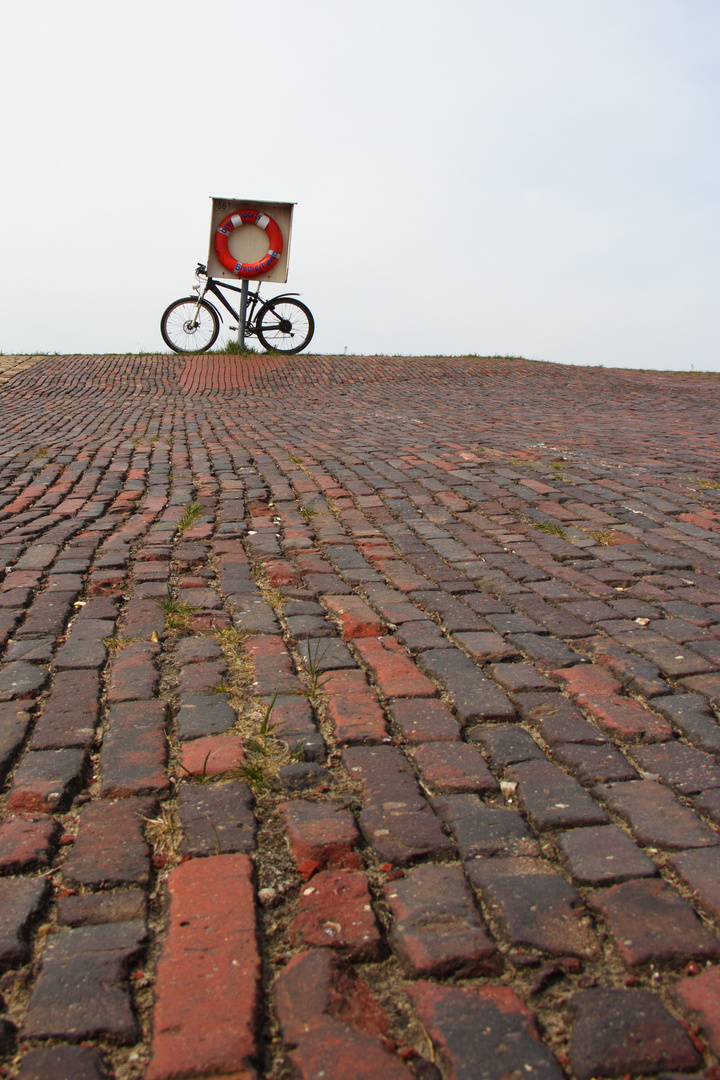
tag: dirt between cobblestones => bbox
[0,352,719,1078]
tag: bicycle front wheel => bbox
[256,298,314,354]
[161,297,219,354]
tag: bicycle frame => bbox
[193,272,300,337]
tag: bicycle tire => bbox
[256,297,314,354]
[160,297,220,354]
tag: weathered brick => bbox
[280,800,361,878]
[507,632,579,669]
[514,691,607,745]
[557,824,657,885]
[23,921,145,1040]
[595,779,719,849]
[0,817,60,873]
[454,630,518,663]
[274,948,413,1080]
[417,648,515,722]
[554,664,672,742]
[106,642,159,701]
[121,597,165,640]
[386,863,499,977]
[62,797,154,886]
[413,741,499,794]
[394,619,454,652]
[672,965,720,1056]
[292,869,380,958]
[589,878,720,967]
[0,878,49,968]
[6,748,86,813]
[16,592,76,637]
[323,594,386,639]
[32,669,100,749]
[652,692,720,753]
[324,668,389,744]
[568,987,700,1080]
[584,637,671,697]
[146,854,260,1080]
[100,700,169,799]
[246,634,303,693]
[490,662,557,694]
[179,733,244,777]
[353,635,436,697]
[409,982,564,1080]
[467,857,598,958]
[177,781,256,857]
[174,636,224,664]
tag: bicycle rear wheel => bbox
[256,298,314,354]
[161,297,219,354]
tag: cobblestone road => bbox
[0,352,720,1079]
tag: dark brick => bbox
[0,878,49,968]
[695,787,720,826]
[343,746,452,865]
[453,631,518,663]
[32,669,100,749]
[567,987,700,1080]
[175,691,236,740]
[678,670,720,706]
[490,662,557,693]
[62,797,154,886]
[6,748,86,813]
[585,638,671,697]
[487,612,544,634]
[177,780,256,856]
[107,642,159,701]
[552,742,639,784]
[57,889,147,927]
[0,817,60,873]
[433,795,539,859]
[668,847,720,922]
[652,693,720,754]
[394,620,453,652]
[387,697,461,742]
[16,592,76,638]
[467,858,598,958]
[100,700,169,799]
[23,920,145,1040]
[174,636,224,664]
[589,878,720,967]
[629,740,720,795]
[4,636,54,662]
[413,741,499,794]
[595,779,719,849]
[53,635,107,670]
[292,869,380,958]
[512,593,592,638]
[0,702,31,782]
[508,760,608,830]
[409,981,564,1080]
[619,631,716,678]
[386,863,499,977]
[507,633,579,669]
[410,590,487,632]
[0,660,48,701]
[246,634,304,693]
[16,1045,111,1080]
[121,597,165,640]
[557,824,657,885]
[417,648,515,723]
[228,592,280,633]
[554,664,672,743]
[515,691,608,745]
[469,723,544,769]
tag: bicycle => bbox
[160,264,315,355]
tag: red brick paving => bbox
[0,352,719,1077]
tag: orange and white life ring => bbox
[213,210,283,279]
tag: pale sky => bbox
[2,0,719,369]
